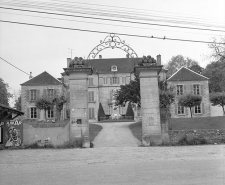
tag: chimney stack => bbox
[157,55,161,65]
[99,55,102,59]
[67,58,72,67]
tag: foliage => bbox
[210,92,225,115]
[126,102,134,119]
[165,55,199,77]
[53,95,67,120]
[189,64,204,74]
[208,37,225,61]
[14,95,21,111]
[178,93,202,117]
[0,78,13,106]
[115,74,175,109]
[202,60,225,92]
[35,96,54,120]
[177,135,208,145]
[97,103,106,121]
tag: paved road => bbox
[0,145,224,185]
[92,122,141,147]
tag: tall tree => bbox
[126,102,134,119]
[14,95,21,111]
[165,55,199,77]
[189,64,204,74]
[178,93,202,117]
[0,78,13,106]
[208,37,225,61]
[210,92,225,116]
[202,61,225,92]
[35,96,54,120]
[97,103,106,121]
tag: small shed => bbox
[0,103,24,148]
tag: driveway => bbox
[92,122,141,147]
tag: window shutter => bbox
[43,89,47,96]
[92,108,95,119]
[92,91,94,101]
[88,108,91,119]
[37,109,40,119]
[118,77,120,84]
[190,85,193,94]
[54,89,57,97]
[174,104,177,115]
[183,85,186,94]
[37,90,40,100]
[88,92,90,102]
[27,108,30,119]
[26,90,30,101]
[202,103,204,114]
[53,106,57,119]
[105,77,108,84]
[110,77,112,85]
[200,84,204,95]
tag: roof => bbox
[86,58,141,73]
[0,103,24,121]
[21,71,62,86]
[167,67,208,82]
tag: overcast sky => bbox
[0,0,225,98]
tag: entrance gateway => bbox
[64,33,163,147]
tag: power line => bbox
[2,0,224,28]
[1,11,223,37]
[0,19,224,44]
[0,57,30,75]
[0,6,224,33]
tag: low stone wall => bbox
[168,129,225,144]
[23,122,70,147]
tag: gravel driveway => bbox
[92,122,141,147]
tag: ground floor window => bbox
[30,107,37,118]
[89,108,95,119]
[177,105,185,115]
[194,104,201,114]
[47,109,54,118]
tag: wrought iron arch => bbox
[87,33,138,59]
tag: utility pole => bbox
[68,48,74,59]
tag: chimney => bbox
[67,58,72,67]
[157,55,161,65]
[126,54,129,58]
[29,72,33,79]
[99,55,102,59]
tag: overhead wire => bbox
[0,6,224,33]
[1,0,224,29]
[0,19,224,44]
[0,57,30,75]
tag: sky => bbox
[0,0,225,104]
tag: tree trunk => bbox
[44,110,47,120]
[222,106,225,116]
[190,107,192,117]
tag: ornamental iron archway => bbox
[87,33,138,59]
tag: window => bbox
[177,85,183,95]
[89,108,95,119]
[111,65,117,71]
[30,90,37,100]
[88,91,94,102]
[47,109,54,118]
[30,107,37,118]
[47,89,54,97]
[88,78,93,85]
[103,77,108,84]
[177,105,185,115]
[111,77,119,84]
[194,104,201,114]
[122,77,126,84]
[193,84,200,95]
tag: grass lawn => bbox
[129,121,142,141]
[89,123,103,142]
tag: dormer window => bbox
[111,65,117,72]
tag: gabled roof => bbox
[21,71,62,86]
[86,58,141,73]
[167,66,208,81]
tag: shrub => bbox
[126,102,134,119]
[177,135,209,145]
[98,103,106,121]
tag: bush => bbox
[98,103,106,121]
[177,135,209,145]
[126,102,134,119]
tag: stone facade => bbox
[167,67,211,118]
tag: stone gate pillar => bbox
[134,57,163,146]
[64,58,92,148]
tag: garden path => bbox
[92,122,141,147]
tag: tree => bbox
[0,78,13,106]
[115,74,175,109]
[208,37,225,61]
[189,64,204,74]
[126,102,134,119]
[202,61,225,92]
[53,95,67,121]
[35,96,54,120]
[14,95,21,111]
[165,55,199,77]
[209,92,225,115]
[97,103,105,121]
[178,93,202,117]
